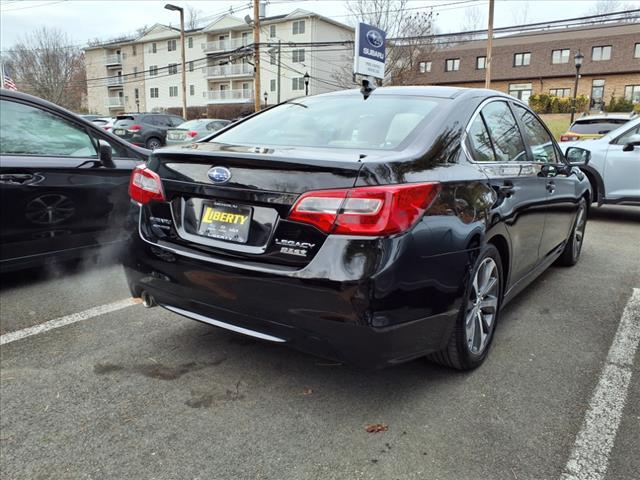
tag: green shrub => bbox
[528,93,588,114]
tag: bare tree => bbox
[462,6,485,32]
[587,0,638,22]
[186,5,203,30]
[332,0,437,87]
[510,1,529,25]
[6,27,85,111]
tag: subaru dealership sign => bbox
[353,22,386,80]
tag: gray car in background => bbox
[166,118,230,146]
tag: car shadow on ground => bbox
[588,205,640,223]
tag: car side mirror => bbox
[98,139,115,168]
[564,147,591,166]
[622,134,640,152]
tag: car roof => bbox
[573,114,633,122]
[312,85,511,101]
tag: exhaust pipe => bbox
[140,290,156,308]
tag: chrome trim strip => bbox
[163,304,286,343]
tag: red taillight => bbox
[187,130,198,138]
[560,135,578,142]
[127,124,142,133]
[288,183,440,236]
[128,165,165,204]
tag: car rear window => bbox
[210,95,445,151]
[114,115,136,127]
[570,119,628,134]
[176,120,203,129]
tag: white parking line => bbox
[560,288,640,480]
[0,298,139,346]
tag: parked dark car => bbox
[112,113,185,149]
[124,86,591,370]
[0,90,148,273]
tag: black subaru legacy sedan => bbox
[124,86,591,370]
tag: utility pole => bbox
[277,40,281,104]
[253,0,261,112]
[485,0,494,89]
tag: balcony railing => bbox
[202,37,250,53]
[203,63,254,79]
[205,89,253,103]
[105,54,122,66]
[106,76,123,87]
[107,97,124,108]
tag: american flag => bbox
[3,74,17,91]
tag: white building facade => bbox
[83,9,354,117]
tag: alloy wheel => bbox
[573,204,586,259]
[465,257,499,355]
[25,194,75,225]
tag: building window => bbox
[188,37,193,48]
[169,86,178,97]
[270,52,277,65]
[419,61,431,73]
[514,52,531,67]
[168,63,178,75]
[635,43,640,58]
[168,39,177,52]
[476,56,486,69]
[292,77,305,90]
[625,85,640,103]
[445,58,460,72]
[134,88,139,99]
[270,25,276,38]
[292,49,305,63]
[133,66,138,78]
[508,83,533,103]
[189,84,195,96]
[150,87,159,98]
[592,45,612,61]
[551,49,570,64]
[151,43,157,54]
[149,65,158,76]
[270,79,276,92]
[550,88,571,97]
[292,20,305,35]
[132,45,137,56]
[189,61,194,72]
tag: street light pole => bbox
[304,72,310,96]
[570,51,584,124]
[165,4,187,119]
[253,0,262,113]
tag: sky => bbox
[0,0,633,51]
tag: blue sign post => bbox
[353,22,386,80]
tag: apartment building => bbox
[83,8,353,117]
[414,23,640,109]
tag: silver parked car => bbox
[166,119,230,145]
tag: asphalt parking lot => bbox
[1,205,638,480]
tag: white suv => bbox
[560,117,640,206]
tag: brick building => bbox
[414,23,640,110]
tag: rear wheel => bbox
[429,244,502,370]
[556,198,587,267]
[146,137,162,150]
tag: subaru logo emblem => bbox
[366,30,383,48]
[207,166,231,184]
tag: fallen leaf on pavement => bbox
[365,423,388,433]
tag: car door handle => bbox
[498,183,516,197]
[547,181,556,194]
[0,173,35,185]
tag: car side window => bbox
[614,125,640,145]
[0,99,97,158]
[170,116,184,127]
[467,114,496,162]
[513,104,558,164]
[480,101,527,163]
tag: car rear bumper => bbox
[123,227,470,369]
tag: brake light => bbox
[187,130,198,138]
[127,124,142,133]
[560,135,579,142]
[128,165,165,204]
[288,183,440,236]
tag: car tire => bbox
[146,137,162,150]
[428,244,503,371]
[556,198,587,267]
